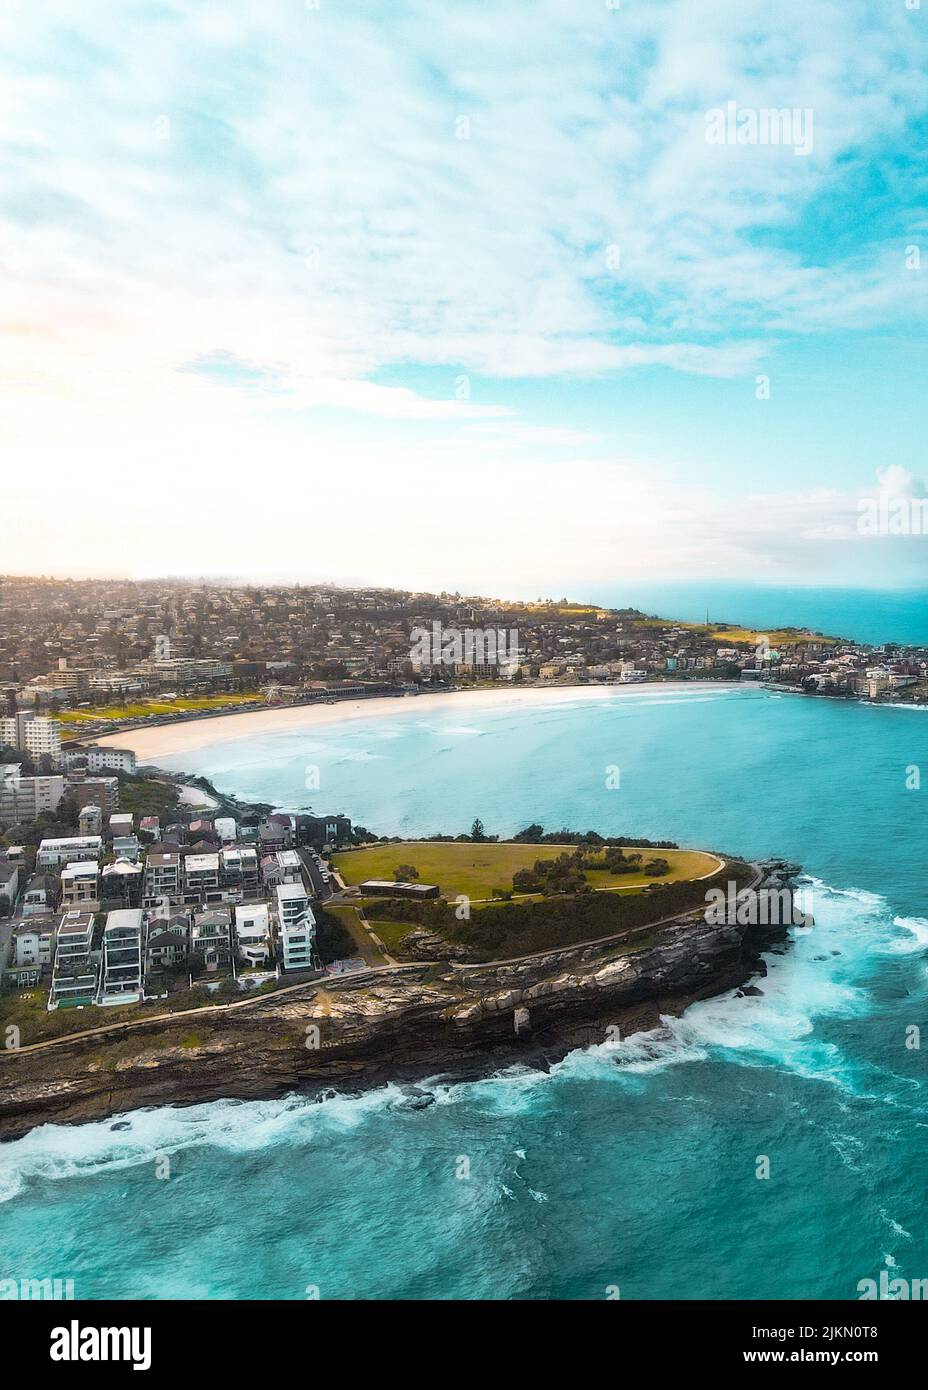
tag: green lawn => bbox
[334,841,722,900]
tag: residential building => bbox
[0,713,61,762]
[36,835,102,868]
[234,902,272,967]
[109,812,134,838]
[12,919,57,970]
[185,852,220,902]
[0,771,65,822]
[145,910,190,970]
[219,845,259,897]
[190,908,232,970]
[68,776,119,815]
[0,854,20,911]
[20,874,59,916]
[262,849,303,889]
[60,861,100,907]
[276,884,316,971]
[78,804,103,837]
[143,849,181,906]
[59,745,137,774]
[100,859,143,907]
[99,908,145,1004]
[49,911,98,1009]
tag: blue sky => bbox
[2,0,927,593]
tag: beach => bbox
[98,680,741,761]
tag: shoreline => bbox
[98,679,743,761]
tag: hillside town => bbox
[1,577,926,733]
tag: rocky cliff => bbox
[0,861,800,1140]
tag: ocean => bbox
[1,685,927,1300]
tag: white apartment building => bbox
[60,745,137,774]
[99,909,145,1004]
[60,861,100,907]
[0,772,65,822]
[276,884,316,971]
[234,902,272,967]
[36,836,102,869]
[0,714,61,761]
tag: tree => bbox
[394,863,419,882]
[470,818,487,842]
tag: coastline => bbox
[98,679,743,761]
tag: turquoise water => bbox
[584,583,928,647]
[2,686,927,1300]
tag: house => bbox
[139,816,160,842]
[49,911,98,1009]
[99,909,145,1004]
[12,918,57,970]
[214,816,237,844]
[112,835,141,863]
[145,910,190,970]
[20,874,59,917]
[190,908,232,970]
[60,861,100,907]
[234,902,272,967]
[275,884,316,971]
[261,849,303,889]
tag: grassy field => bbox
[334,841,721,900]
[631,617,837,646]
[56,693,263,724]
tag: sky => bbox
[2,0,927,597]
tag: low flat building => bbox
[36,836,102,869]
[359,879,441,900]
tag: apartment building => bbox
[59,745,137,774]
[36,835,102,868]
[275,884,316,971]
[100,859,143,907]
[0,713,61,761]
[0,771,65,822]
[99,909,145,1004]
[68,776,119,815]
[219,845,259,897]
[185,852,221,902]
[49,911,98,1009]
[78,804,103,837]
[60,861,100,908]
[143,849,182,906]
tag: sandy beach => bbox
[98,680,743,762]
